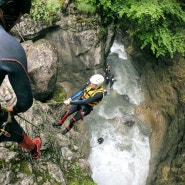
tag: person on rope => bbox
[104,64,116,91]
[109,74,117,90]
[0,0,42,159]
[104,64,111,86]
[52,74,105,135]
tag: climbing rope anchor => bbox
[0,122,11,137]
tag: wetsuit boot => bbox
[52,110,69,127]
[61,126,70,135]
[31,137,42,159]
[61,118,76,135]
[19,133,42,159]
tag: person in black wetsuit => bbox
[0,0,42,159]
[104,64,116,92]
[109,74,117,90]
[104,64,111,86]
[52,74,105,135]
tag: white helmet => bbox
[90,74,104,87]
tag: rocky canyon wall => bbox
[6,1,185,184]
[127,45,185,185]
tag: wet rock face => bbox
[13,2,114,95]
[0,79,92,184]
[131,51,185,185]
[22,39,58,102]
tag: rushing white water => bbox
[85,40,151,185]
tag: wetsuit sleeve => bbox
[7,62,33,113]
[70,92,103,106]
[0,26,33,113]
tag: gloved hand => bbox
[64,98,71,105]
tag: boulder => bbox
[22,39,58,102]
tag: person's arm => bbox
[7,61,33,113]
[70,92,103,106]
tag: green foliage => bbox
[76,0,185,58]
[65,163,97,185]
[97,27,106,39]
[51,84,67,103]
[76,0,96,14]
[124,0,185,58]
[30,0,62,23]
[19,161,32,175]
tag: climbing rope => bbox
[15,25,25,42]
[1,106,62,140]
[32,101,63,106]
[16,114,60,139]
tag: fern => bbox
[76,0,185,58]
[30,0,62,23]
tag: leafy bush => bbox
[76,0,185,58]
[76,0,96,14]
[30,0,63,23]
[124,0,185,58]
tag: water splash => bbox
[86,40,150,185]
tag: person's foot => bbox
[31,137,42,159]
[61,128,69,135]
[52,122,62,127]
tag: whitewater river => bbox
[85,40,151,185]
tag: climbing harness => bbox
[0,109,11,137]
[0,123,11,137]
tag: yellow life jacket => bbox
[82,86,104,106]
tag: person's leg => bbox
[0,115,42,159]
[62,106,92,135]
[52,105,78,127]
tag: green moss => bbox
[50,84,67,103]
[97,27,106,40]
[64,163,97,185]
[31,0,62,23]
[76,1,96,14]
[37,170,53,184]
[9,161,20,184]
[20,161,32,175]
[0,159,7,168]
[0,145,95,184]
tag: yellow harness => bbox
[82,86,104,106]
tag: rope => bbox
[17,114,59,139]
[1,107,62,140]
[32,101,63,107]
[15,25,25,42]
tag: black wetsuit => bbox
[0,25,33,143]
[60,90,104,130]
[104,68,111,86]
[70,91,103,117]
